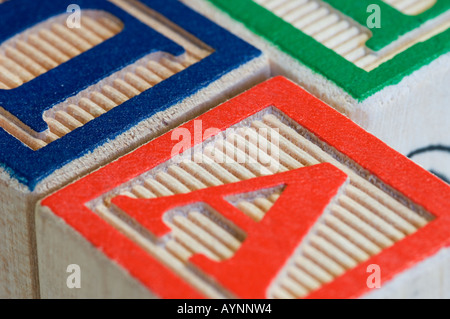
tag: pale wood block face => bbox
[37,77,450,299]
[363,246,450,298]
[37,206,156,299]
[0,179,38,298]
[0,0,268,298]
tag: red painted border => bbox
[42,76,450,299]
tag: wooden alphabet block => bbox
[183,0,450,182]
[0,0,269,298]
[37,77,450,299]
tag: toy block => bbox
[37,77,450,299]
[0,0,269,298]
[182,0,450,182]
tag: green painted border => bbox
[324,0,450,50]
[208,0,450,101]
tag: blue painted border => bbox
[0,0,183,132]
[0,0,261,189]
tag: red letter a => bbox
[113,163,347,298]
